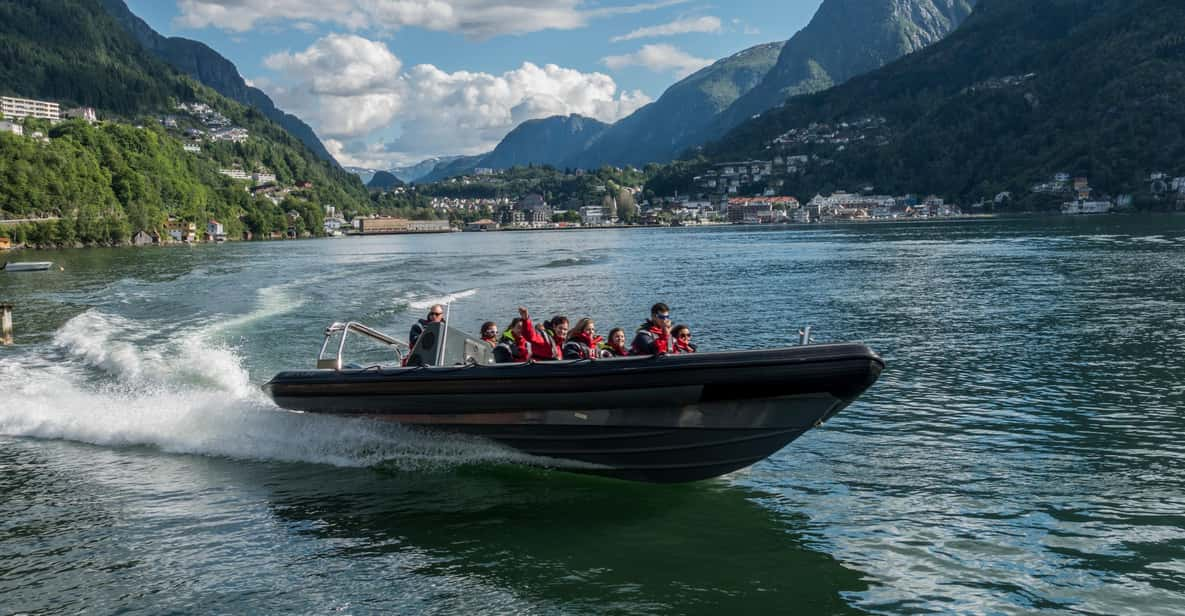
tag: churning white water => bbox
[0,305,537,471]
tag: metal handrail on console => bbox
[316,321,408,370]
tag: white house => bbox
[579,205,604,225]
[206,220,226,242]
[63,107,98,123]
[0,120,23,136]
[323,217,347,235]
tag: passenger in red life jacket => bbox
[601,328,629,357]
[480,321,498,347]
[409,304,444,349]
[531,315,568,361]
[493,308,544,363]
[670,324,697,354]
[630,302,672,356]
[562,318,604,359]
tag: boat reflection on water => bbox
[259,462,869,614]
[0,438,866,614]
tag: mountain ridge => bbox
[692,0,1182,203]
[427,0,976,180]
[98,0,338,167]
[709,0,976,139]
[563,41,786,169]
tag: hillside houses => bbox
[0,120,23,136]
[771,116,889,150]
[428,196,510,214]
[800,193,962,221]
[695,160,774,194]
[174,102,248,143]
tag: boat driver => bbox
[409,304,444,349]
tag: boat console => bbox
[316,320,492,370]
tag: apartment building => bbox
[1,96,60,121]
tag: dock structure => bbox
[1,303,12,345]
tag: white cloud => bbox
[610,15,721,42]
[176,0,687,38]
[264,35,651,166]
[602,43,712,78]
[265,34,402,97]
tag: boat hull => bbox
[2,261,53,272]
[266,344,884,482]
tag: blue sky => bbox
[126,0,823,168]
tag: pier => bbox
[1,303,12,345]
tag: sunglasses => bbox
[678,334,691,339]
[656,314,671,320]
[429,312,444,317]
[483,329,497,336]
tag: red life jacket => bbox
[630,322,670,356]
[563,332,603,360]
[670,338,697,354]
[531,325,562,361]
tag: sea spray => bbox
[3,309,554,472]
[408,288,478,310]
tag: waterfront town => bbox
[1,93,1180,248]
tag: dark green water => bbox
[2,216,1184,614]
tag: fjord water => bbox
[2,216,1184,615]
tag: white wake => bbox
[1,302,543,472]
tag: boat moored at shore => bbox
[2,261,53,272]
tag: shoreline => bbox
[8,211,1182,253]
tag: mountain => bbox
[455,0,974,177]
[0,0,197,114]
[707,0,976,140]
[412,42,783,182]
[391,156,464,183]
[366,170,404,191]
[483,115,610,169]
[564,41,784,169]
[97,0,338,166]
[0,0,369,242]
[347,156,467,185]
[412,116,610,182]
[698,0,1184,203]
[419,154,489,184]
[345,166,380,184]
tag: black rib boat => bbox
[265,321,884,483]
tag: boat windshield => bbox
[405,321,495,367]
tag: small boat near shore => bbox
[265,321,884,483]
[2,261,54,272]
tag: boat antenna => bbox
[436,300,453,365]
